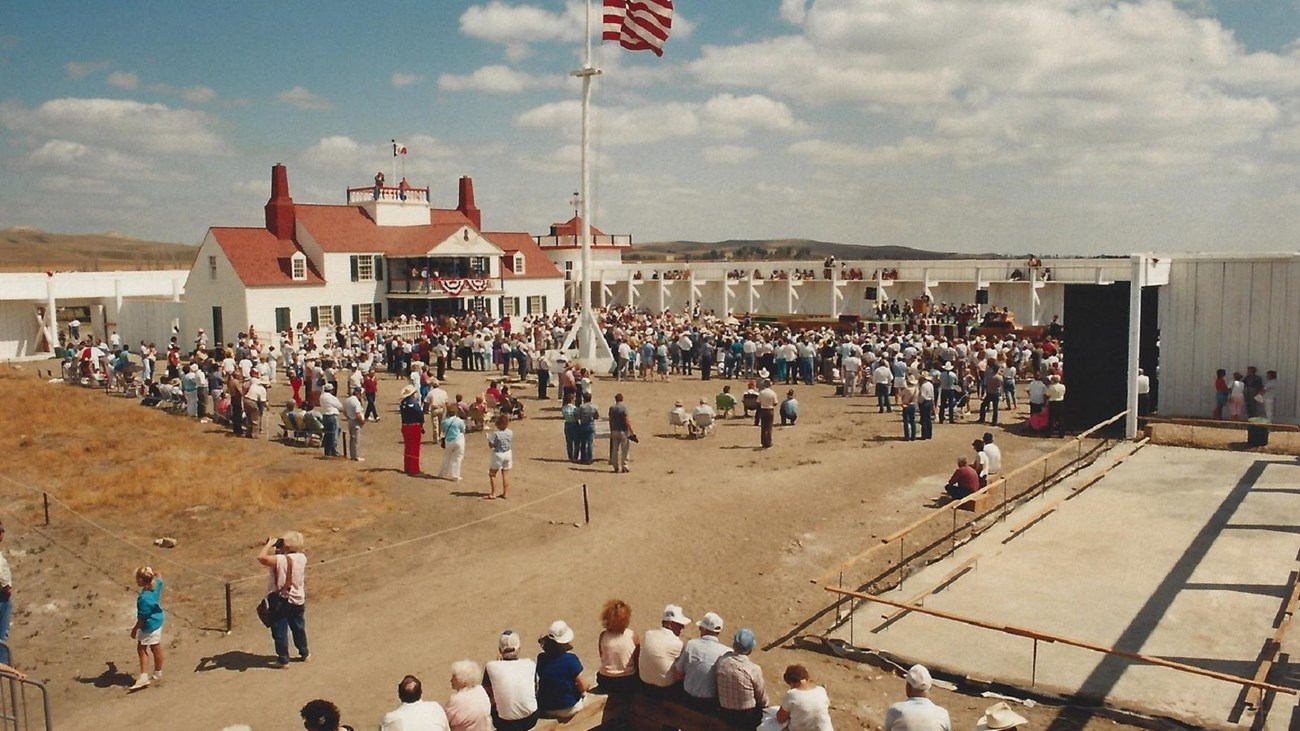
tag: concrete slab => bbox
[830,445,1300,727]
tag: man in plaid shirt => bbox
[715,628,767,728]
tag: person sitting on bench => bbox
[944,456,980,500]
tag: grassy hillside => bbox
[0,227,197,272]
[625,238,968,262]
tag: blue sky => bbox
[1,1,1298,255]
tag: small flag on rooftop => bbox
[602,0,673,57]
[392,140,407,157]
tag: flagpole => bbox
[566,0,611,366]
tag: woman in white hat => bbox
[536,621,587,719]
[398,384,424,475]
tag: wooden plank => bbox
[824,585,1298,696]
[1243,564,1300,709]
[1143,416,1300,433]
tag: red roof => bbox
[293,204,479,256]
[211,227,324,286]
[488,231,565,279]
[550,215,605,237]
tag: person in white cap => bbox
[318,383,343,457]
[536,620,587,719]
[483,630,538,731]
[639,605,690,692]
[673,611,730,711]
[884,664,951,731]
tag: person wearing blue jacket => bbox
[129,566,164,691]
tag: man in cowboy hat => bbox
[884,664,951,730]
[938,361,960,423]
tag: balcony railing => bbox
[347,185,430,205]
[388,276,504,296]
[533,234,632,248]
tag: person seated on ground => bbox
[301,698,355,731]
[945,456,981,500]
[537,621,587,720]
[454,394,470,419]
[596,599,639,697]
[690,398,716,436]
[498,385,524,419]
[715,385,737,419]
[668,400,690,430]
[982,432,1002,483]
[467,395,489,432]
[780,389,799,426]
[884,664,950,731]
[486,380,503,405]
[380,674,450,731]
[716,628,767,730]
[446,659,493,731]
[639,604,689,695]
[484,630,538,731]
[742,381,761,419]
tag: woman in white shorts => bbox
[486,413,513,500]
[129,566,165,691]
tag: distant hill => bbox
[0,227,197,272]
[625,239,969,262]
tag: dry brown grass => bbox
[0,365,378,515]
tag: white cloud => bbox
[65,60,109,80]
[181,86,217,104]
[0,97,226,155]
[106,71,138,89]
[301,135,364,167]
[688,0,1300,176]
[780,0,809,25]
[277,86,332,111]
[700,94,808,137]
[438,65,562,93]
[459,1,583,61]
[391,72,422,88]
[702,145,758,164]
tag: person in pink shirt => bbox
[445,660,492,731]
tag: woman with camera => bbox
[256,532,308,667]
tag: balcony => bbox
[347,185,430,205]
[534,234,632,249]
[388,275,504,297]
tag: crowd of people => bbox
[1213,366,1280,421]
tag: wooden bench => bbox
[534,694,609,730]
[958,489,995,513]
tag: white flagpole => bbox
[565,0,612,366]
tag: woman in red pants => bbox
[398,384,425,475]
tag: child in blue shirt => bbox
[129,567,164,691]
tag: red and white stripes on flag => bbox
[392,140,407,157]
[602,0,673,57]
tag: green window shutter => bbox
[351,304,360,324]
[309,306,319,328]
[542,296,548,314]
[350,256,359,282]
[374,256,384,281]
[373,302,383,322]
[333,305,342,325]
[498,297,505,318]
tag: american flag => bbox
[602,0,673,57]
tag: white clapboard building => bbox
[183,164,565,343]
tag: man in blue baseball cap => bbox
[715,628,767,728]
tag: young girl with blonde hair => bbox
[129,566,164,690]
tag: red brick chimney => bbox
[457,175,481,230]
[265,163,296,240]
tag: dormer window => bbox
[513,253,526,275]
[291,252,306,281]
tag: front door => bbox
[211,306,224,345]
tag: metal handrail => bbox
[0,675,51,731]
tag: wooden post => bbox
[582,484,590,525]
[43,493,50,526]
[224,582,233,633]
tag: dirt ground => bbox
[1,362,1163,730]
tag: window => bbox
[316,304,335,328]
[208,255,218,280]
[564,261,573,281]
[513,253,526,275]
[291,254,306,281]
[274,307,291,333]
[526,295,547,315]
[357,256,374,281]
[500,297,520,317]
[471,256,490,276]
[354,303,374,324]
